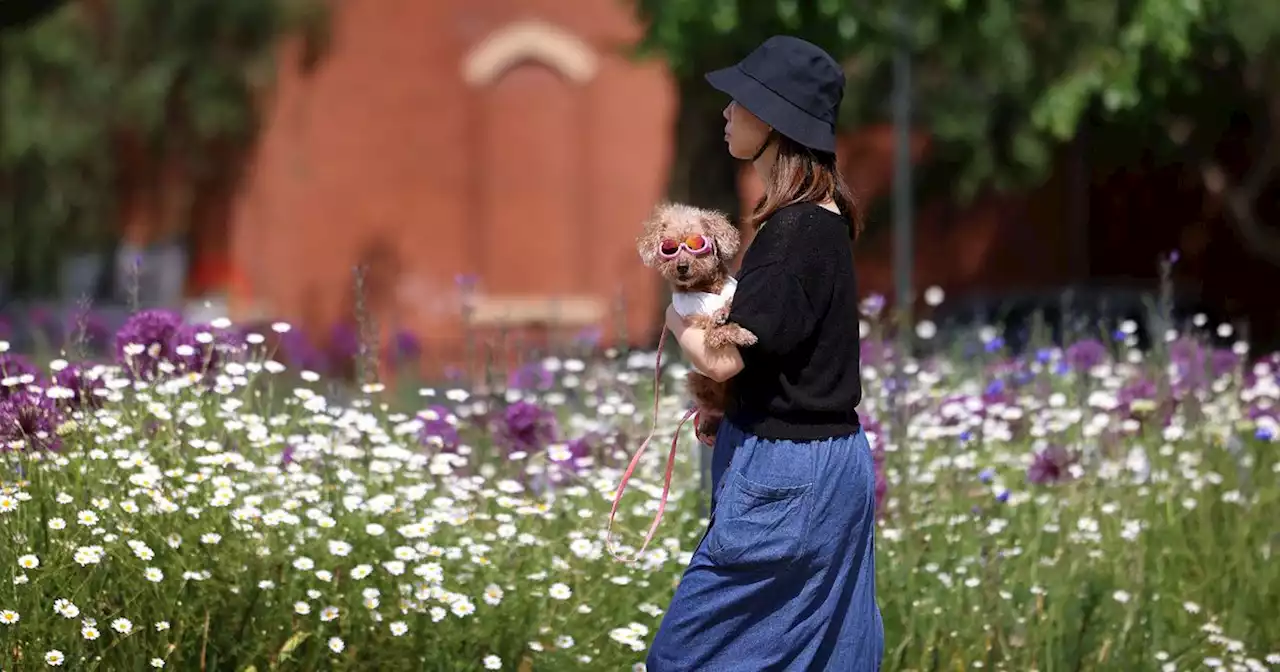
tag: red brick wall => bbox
[225,0,674,374]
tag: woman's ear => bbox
[702,210,740,262]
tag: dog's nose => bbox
[676,262,690,275]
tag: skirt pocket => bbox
[706,472,811,569]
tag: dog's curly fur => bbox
[637,202,757,443]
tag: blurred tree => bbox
[1138,0,1280,264]
[0,0,332,298]
[0,0,70,32]
[634,0,1280,246]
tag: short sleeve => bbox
[727,261,817,356]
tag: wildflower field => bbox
[0,304,1277,671]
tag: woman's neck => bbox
[752,143,778,186]
[753,147,839,213]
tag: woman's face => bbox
[723,101,771,160]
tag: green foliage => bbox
[634,0,1279,206]
[0,0,330,297]
[0,9,116,293]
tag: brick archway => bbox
[461,19,599,87]
[460,21,604,359]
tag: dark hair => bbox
[745,134,862,241]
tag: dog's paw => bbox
[706,323,757,349]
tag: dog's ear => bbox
[636,203,669,267]
[701,209,740,262]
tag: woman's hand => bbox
[665,303,689,336]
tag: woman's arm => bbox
[665,304,745,382]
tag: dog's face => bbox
[637,203,740,290]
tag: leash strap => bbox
[606,328,697,563]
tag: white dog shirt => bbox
[671,278,737,376]
[671,277,737,319]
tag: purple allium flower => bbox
[861,415,888,514]
[0,394,61,451]
[508,362,553,391]
[549,433,596,474]
[1065,339,1107,372]
[171,323,245,374]
[1117,377,1157,409]
[280,329,329,373]
[1168,338,1240,390]
[385,329,423,367]
[115,309,184,378]
[27,306,63,345]
[495,400,558,454]
[454,273,479,291]
[1027,445,1077,485]
[418,404,460,452]
[574,326,603,348]
[0,354,41,401]
[65,311,113,355]
[327,322,361,365]
[873,464,887,509]
[51,365,106,411]
[859,293,886,318]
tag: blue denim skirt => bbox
[646,419,884,671]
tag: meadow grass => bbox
[0,308,1276,671]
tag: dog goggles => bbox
[657,234,714,259]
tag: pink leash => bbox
[607,328,698,563]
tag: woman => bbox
[645,36,883,671]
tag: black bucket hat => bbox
[705,35,844,154]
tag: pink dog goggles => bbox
[657,234,714,259]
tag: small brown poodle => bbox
[637,202,757,445]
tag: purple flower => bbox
[418,405,460,452]
[327,322,361,364]
[385,329,423,367]
[495,400,558,454]
[28,307,63,345]
[1168,338,1240,389]
[52,365,106,411]
[859,293,886,318]
[0,394,61,451]
[280,329,329,373]
[982,378,1012,405]
[115,309,184,378]
[66,312,112,354]
[551,434,596,474]
[873,464,887,512]
[574,327,603,348]
[508,362,553,391]
[1065,339,1107,372]
[1027,445,1077,485]
[171,323,245,374]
